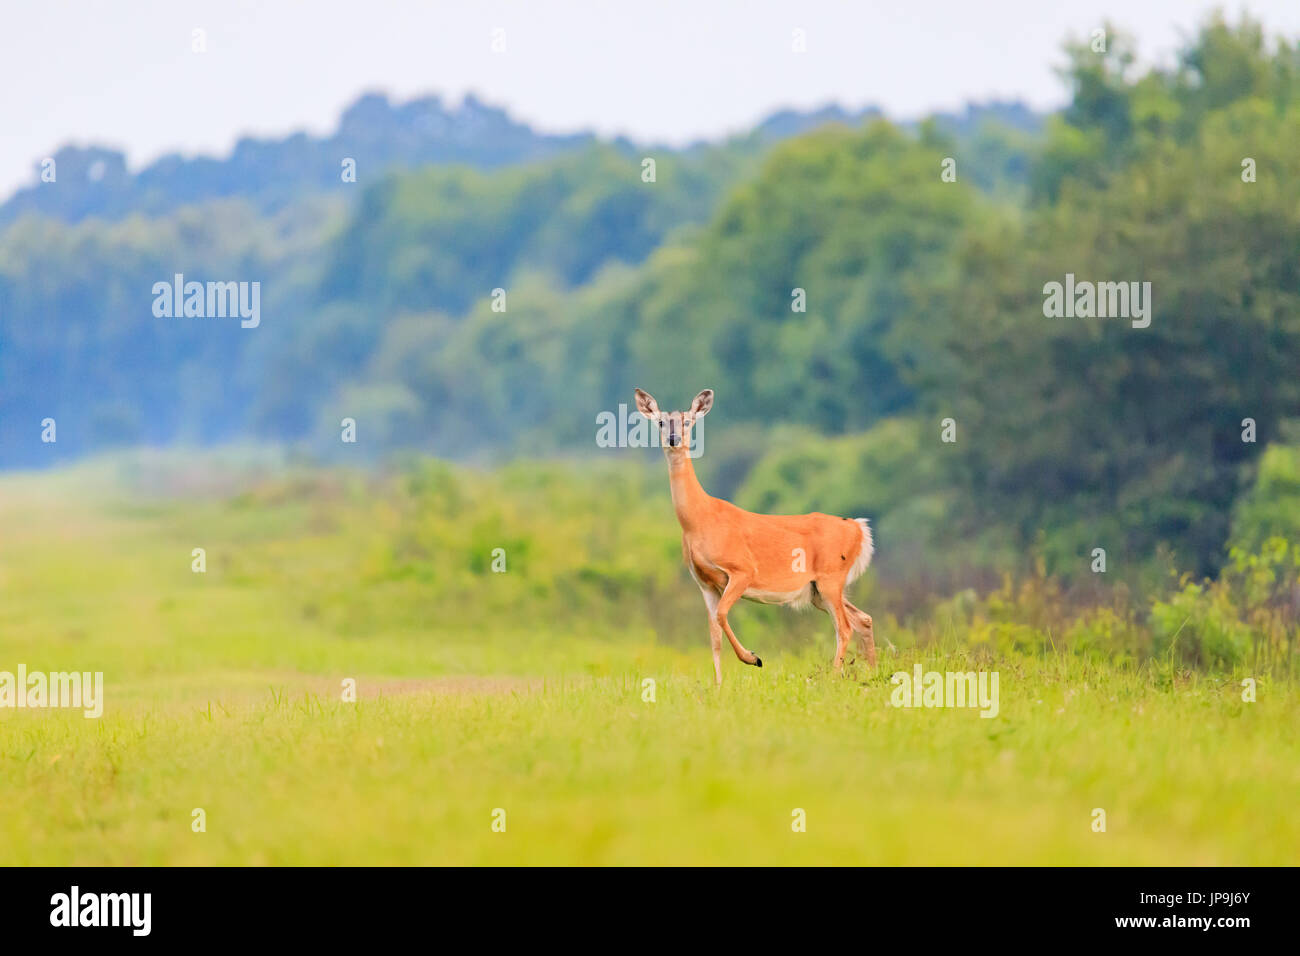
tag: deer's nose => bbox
[667,434,681,447]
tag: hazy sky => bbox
[3,1,1298,199]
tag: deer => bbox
[634,387,879,685]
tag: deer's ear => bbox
[689,389,714,419]
[634,388,660,419]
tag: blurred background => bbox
[2,2,1299,672]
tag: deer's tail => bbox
[846,518,874,585]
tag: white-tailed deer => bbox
[635,387,878,684]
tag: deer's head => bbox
[633,388,712,456]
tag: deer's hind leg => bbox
[843,599,878,668]
[811,578,855,672]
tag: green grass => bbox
[1,454,1296,865]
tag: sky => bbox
[3,0,1299,200]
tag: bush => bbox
[1150,580,1253,669]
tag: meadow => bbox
[1,453,1296,865]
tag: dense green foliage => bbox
[319,144,751,312]
[926,19,1300,577]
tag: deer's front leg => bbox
[698,585,724,686]
[717,572,762,668]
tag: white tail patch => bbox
[847,518,874,585]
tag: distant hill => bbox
[750,99,1044,143]
[0,93,598,226]
[752,104,886,142]
[0,93,1045,226]
[926,100,1046,136]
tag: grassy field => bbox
[1,454,1297,865]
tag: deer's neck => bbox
[666,452,710,530]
